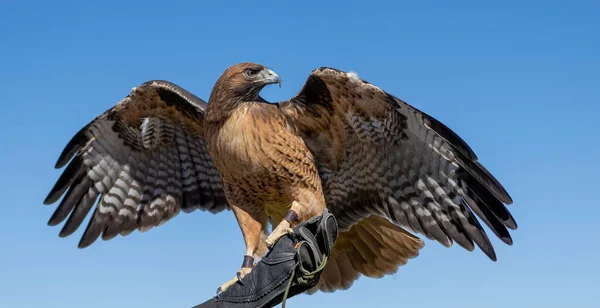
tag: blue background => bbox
[1,1,598,307]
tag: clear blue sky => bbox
[1,1,598,307]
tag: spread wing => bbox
[44,80,228,248]
[281,68,516,260]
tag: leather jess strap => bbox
[241,255,254,269]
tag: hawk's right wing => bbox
[44,80,229,248]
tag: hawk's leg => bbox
[218,205,267,293]
[265,209,298,248]
[266,196,324,248]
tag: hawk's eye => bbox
[244,68,261,78]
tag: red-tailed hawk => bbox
[44,63,516,293]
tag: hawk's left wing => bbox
[280,68,516,261]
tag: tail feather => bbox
[309,215,423,293]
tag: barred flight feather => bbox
[281,67,516,262]
[44,80,229,248]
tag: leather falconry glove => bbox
[192,209,338,308]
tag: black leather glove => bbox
[192,209,338,308]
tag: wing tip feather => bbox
[54,124,92,169]
[506,219,518,230]
[472,161,513,205]
[44,156,84,205]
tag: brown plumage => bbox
[44,62,517,293]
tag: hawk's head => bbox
[208,62,281,108]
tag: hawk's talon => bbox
[236,271,245,285]
[217,267,252,294]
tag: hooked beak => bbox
[259,68,282,88]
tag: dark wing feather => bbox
[44,80,228,248]
[281,68,516,261]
